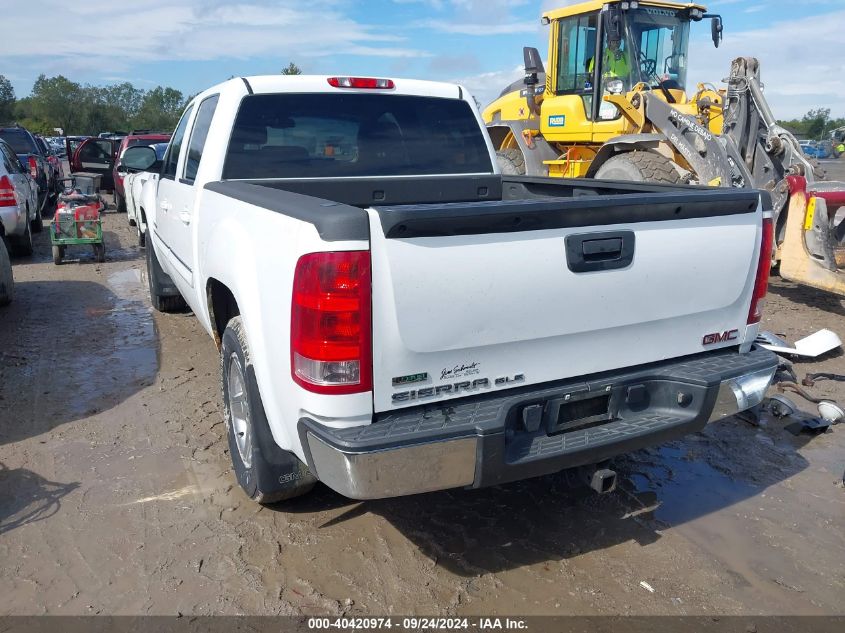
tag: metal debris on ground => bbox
[784,417,831,436]
[803,372,845,387]
[756,329,842,357]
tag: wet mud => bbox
[0,194,843,616]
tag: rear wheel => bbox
[9,218,33,256]
[594,151,681,184]
[93,242,106,263]
[52,244,64,265]
[0,239,13,306]
[115,192,126,214]
[31,203,44,233]
[496,148,526,175]
[221,316,316,504]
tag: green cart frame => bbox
[50,216,106,265]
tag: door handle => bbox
[565,231,635,273]
[179,210,192,225]
[160,200,172,211]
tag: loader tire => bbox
[594,151,681,184]
[496,148,526,175]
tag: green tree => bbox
[281,62,302,75]
[0,75,15,126]
[802,107,830,140]
[133,86,185,131]
[29,74,87,134]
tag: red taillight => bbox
[747,217,773,324]
[327,77,395,89]
[28,156,37,179]
[0,176,16,207]
[291,251,372,394]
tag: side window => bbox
[79,140,113,162]
[555,13,598,95]
[0,144,14,173]
[183,95,219,182]
[162,105,194,179]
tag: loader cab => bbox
[539,1,706,143]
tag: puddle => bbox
[625,445,761,526]
[61,267,158,417]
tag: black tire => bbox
[496,148,526,175]
[31,203,44,233]
[0,239,13,306]
[145,231,187,312]
[221,316,316,504]
[594,150,682,184]
[93,242,106,263]
[9,218,33,256]
[52,244,64,265]
[137,210,146,247]
[115,192,126,214]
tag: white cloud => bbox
[687,8,845,118]
[416,19,537,35]
[452,66,525,109]
[1,0,428,88]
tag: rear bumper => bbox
[299,347,777,500]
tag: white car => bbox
[0,138,40,256]
[124,142,167,246]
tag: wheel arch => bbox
[585,134,668,178]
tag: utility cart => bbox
[51,185,106,265]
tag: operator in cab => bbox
[589,35,631,86]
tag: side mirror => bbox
[120,145,158,172]
[523,46,545,75]
[705,14,723,48]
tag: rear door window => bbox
[183,95,219,182]
[162,106,194,180]
[223,93,493,179]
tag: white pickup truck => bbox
[127,74,778,504]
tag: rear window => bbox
[0,129,37,154]
[127,137,168,148]
[223,93,493,179]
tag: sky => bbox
[2,0,843,120]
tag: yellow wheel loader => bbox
[483,0,845,296]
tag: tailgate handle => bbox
[566,231,635,273]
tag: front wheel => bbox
[594,151,681,184]
[52,244,64,265]
[145,232,187,312]
[221,316,316,504]
[496,148,526,175]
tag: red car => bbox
[113,132,170,212]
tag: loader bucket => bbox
[779,176,845,296]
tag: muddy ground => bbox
[1,167,844,616]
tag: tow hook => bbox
[582,465,618,495]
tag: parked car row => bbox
[0,136,42,257]
[64,130,170,199]
[0,126,61,214]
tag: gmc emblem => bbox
[702,329,739,345]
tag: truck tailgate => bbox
[368,189,765,412]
